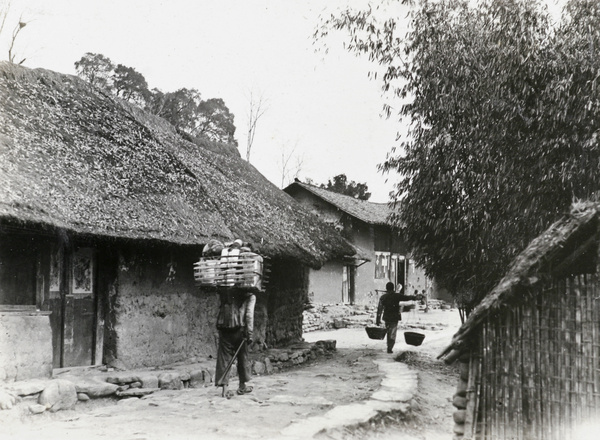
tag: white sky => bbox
[3,0,409,202]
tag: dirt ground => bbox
[305,308,461,440]
[2,309,461,440]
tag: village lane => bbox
[2,309,460,440]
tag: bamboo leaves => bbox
[321,0,600,307]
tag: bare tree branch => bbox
[0,1,11,38]
[278,140,304,188]
[245,90,268,162]
[7,14,27,64]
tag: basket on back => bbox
[194,240,268,291]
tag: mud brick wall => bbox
[0,312,53,382]
[112,245,222,369]
[266,259,309,347]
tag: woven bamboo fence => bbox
[467,274,600,439]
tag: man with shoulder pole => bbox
[376,282,423,354]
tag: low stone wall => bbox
[0,339,337,413]
[0,312,53,383]
[302,299,456,334]
[303,304,376,333]
[452,352,470,440]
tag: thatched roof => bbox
[284,181,393,225]
[439,201,600,361]
[0,62,354,266]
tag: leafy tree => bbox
[154,87,201,131]
[320,174,371,200]
[74,54,238,146]
[320,0,600,308]
[195,98,237,144]
[74,53,115,90]
[112,64,149,105]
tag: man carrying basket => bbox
[376,282,423,353]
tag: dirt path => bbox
[2,348,383,440]
[2,309,461,440]
[306,309,461,440]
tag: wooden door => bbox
[342,265,356,304]
[63,247,96,367]
[47,245,64,368]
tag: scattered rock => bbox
[158,372,183,390]
[452,395,467,409]
[0,389,17,410]
[188,370,206,388]
[8,380,46,396]
[116,388,160,398]
[130,382,142,389]
[453,409,466,424]
[106,374,140,385]
[202,369,212,385]
[264,358,273,375]
[73,378,119,397]
[315,340,336,351]
[38,379,78,412]
[29,404,46,414]
[77,393,90,401]
[453,422,465,435]
[333,318,346,329]
[455,380,468,397]
[139,374,159,389]
[252,361,266,375]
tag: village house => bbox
[284,180,435,306]
[0,62,354,383]
[439,201,600,440]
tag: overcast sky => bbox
[3,0,412,202]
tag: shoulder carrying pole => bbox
[217,339,246,386]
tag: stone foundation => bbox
[0,339,338,413]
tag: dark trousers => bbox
[215,327,251,386]
[385,321,399,351]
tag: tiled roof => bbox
[285,181,393,225]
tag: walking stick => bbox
[217,338,246,387]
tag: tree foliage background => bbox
[320,173,371,200]
[75,53,237,145]
[319,0,600,308]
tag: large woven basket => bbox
[404,331,425,346]
[193,252,267,290]
[365,326,387,340]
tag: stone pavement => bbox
[281,354,418,439]
[1,346,419,440]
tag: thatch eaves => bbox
[439,202,600,361]
[284,180,393,225]
[0,62,354,266]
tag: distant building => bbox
[284,180,435,306]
